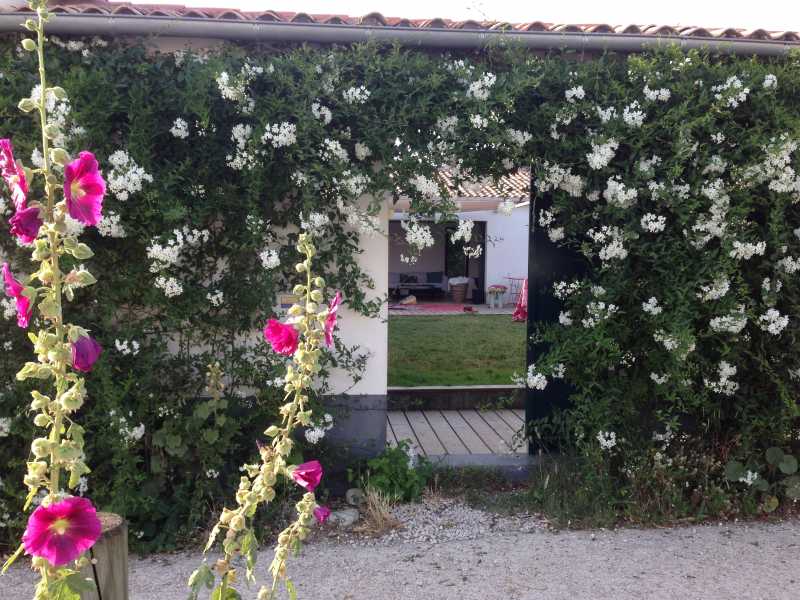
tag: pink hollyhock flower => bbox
[22,496,102,567]
[63,151,105,226]
[2,262,32,328]
[291,460,323,492]
[71,335,102,373]
[313,505,331,524]
[9,206,43,244]
[263,319,299,356]
[0,139,28,210]
[324,291,342,348]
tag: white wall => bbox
[327,198,390,397]
[479,205,529,297]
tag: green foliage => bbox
[359,441,432,502]
[0,33,798,547]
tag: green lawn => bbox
[388,315,527,386]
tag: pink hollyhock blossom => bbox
[64,151,105,226]
[324,291,342,348]
[9,206,43,244]
[2,262,32,328]
[22,496,102,567]
[291,460,323,492]
[313,505,331,524]
[263,319,299,356]
[71,335,102,373]
[0,139,28,210]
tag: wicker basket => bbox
[451,283,468,303]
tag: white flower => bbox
[711,75,750,108]
[777,256,800,274]
[311,101,333,125]
[97,211,126,238]
[300,212,330,233]
[603,176,638,208]
[582,301,618,328]
[710,305,748,334]
[259,248,280,269]
[553,280,580,299]
[342,85,371,104]
[739,471,759,486]
[320,138,349,163]
[711,132,726,144]
[115,339,141,356]
[466,72,496,100]
[107,150,153,202]
[597,431,617,450]
[595,106,617,123]
[401,220,435,254]
[643,85,671,102]
[763,74,778,89]
[170,117,190,139]
[227,124,255,170]
[558,311,573,326]
[642,297,662,315]
[548,227,565,242]
[469,114,488,129]
[525,364,548,390]
[622,101,645,127]
[207,289,224,307]
[534,162,585,198]
[588,225,628,262]
[586,139,619,170]
[650,373,668,385]
[409,174,440,200]
[450,219,474,244]
[758,308,789,335]
[729,240,766,261]
[704,361,738,396]
[0,417,11,437]
[261,122,297,148]
[354,142,372,161]
[496,199,515,216]
[641,213,666,233]
[155,276,183,298]
[565,85,585,103]
[205,469,220,479]
[437,116,458,136]
[638,155,661,173]
[507,128,532,147]
[698,275,730,302]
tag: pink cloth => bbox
[512,278,528,322]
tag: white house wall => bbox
[477,206,529,295]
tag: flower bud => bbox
[314,276,325,287]
[21,38,36,52]
[292,284,306,295]
[33,414,50,427]
[43,124,61,140]
[264,425,280,437]
[30,391,50,410]
[49,86,68,100]
[229,514,246,532]
[50,148,70,166]
[24,19,37,31]
[18,98,37,113]
[310,290,323,302]
[295,262,307,273]
[31,437,52,458]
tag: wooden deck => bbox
[387,409,527,455]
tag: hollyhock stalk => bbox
[1,3,105,596]
[190,235,338,600]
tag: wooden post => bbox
[81,512,129,600]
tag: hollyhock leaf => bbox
[47,579,81,600]
[64,574,97,594]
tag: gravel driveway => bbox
[3,501,799,600]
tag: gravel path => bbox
[3,500,799,599]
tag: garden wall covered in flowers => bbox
[0,28,799,548]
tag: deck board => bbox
[439,410,492,453]
[481,410,524,452]
[404,411,446,455]
[457,409,510,454]
[510,409,526,424]
[387,411,420,453]
[422,410,469,454]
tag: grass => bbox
[388,315,527,386]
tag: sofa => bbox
[389,271,447,299]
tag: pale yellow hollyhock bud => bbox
[33,414,50,427]
[229,514,246,532]
[310,290,323,302]
[295,263,307,273]
[314,276,325,287]
[21,38,36,51]
[31,438,52,458]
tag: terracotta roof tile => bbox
[1,0,797,44]
[439,167,530,200]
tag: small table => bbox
[505,277,526,306]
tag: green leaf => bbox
[766,447,785,466]
[64,573,97,594]
[779,455,798,475]
[724,460,745,482]
[202,429,219,444]
[286,580,298,600]
[763,495,779,513]
[210,585,241,600]
[47,579,81,600]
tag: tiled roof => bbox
[440,167,530,200]
[2,0,799,43]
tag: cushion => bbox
[399,273,418,284]
[426,271,443,284]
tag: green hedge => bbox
[1,34,799,545]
